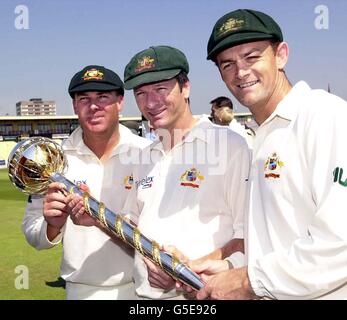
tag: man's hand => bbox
[196,266,257,300]
[66,193,96,227]
[43,182,69,241]
[144,245,188,291]
[176,258,230,298]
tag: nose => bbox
[236,60,250,80]
[89,103,101,111]
[145,91,160,110]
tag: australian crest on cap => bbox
[217,18,245,38]
[135,56,155,73]
[82,68,104,81]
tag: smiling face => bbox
[73,91,123,136]
[216,40,289,118]
[133,78,190,131]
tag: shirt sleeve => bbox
[22,196,63,250]
[225,135,251,240]
[225,251,245,268]
[248,94,347,299]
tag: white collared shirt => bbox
[123,116,250,299]
[247,81,347,299]
[22,124,150,288]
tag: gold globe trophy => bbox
[8,137,204,290]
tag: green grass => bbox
[0,169,65,300]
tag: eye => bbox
[220,61,235,71]
[99,95,109,101]
[246,55,260,63]
[135,91,145,98]
[157,87,167,93]
[78,97,89,103]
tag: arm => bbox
[196,266,256,300]
[66,185,139,251]
[22,182,68,250]
[247,96,347,299]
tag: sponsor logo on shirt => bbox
[74,179,87,186]
[136,176,154,189]
[180,168,204,188]
[73,179,89,192]
[123,174,134,190]
[264,153,284,179]
[333,167,347,187]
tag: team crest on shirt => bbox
[264,153,284,179]
[123,174,134,190]
[180,168,204,188]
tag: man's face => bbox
[73,91,123,134]
[216,40,282,112]
[133,78,190,131]
[210,103,219,118]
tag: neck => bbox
[157,110,197,152]
[83,125,120,162]
[251,73,292,125]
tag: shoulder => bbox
[298,83,347,117]
[119,124,151,150]
[204,122,249,155]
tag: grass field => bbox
[0,168,65,300]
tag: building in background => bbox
[16,98,56,116]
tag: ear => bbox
[72,99,78,115]
[182,81,191,100]
[275,42,289,70]
[116,94,124,113]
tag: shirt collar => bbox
[62,124,146,156]
[150,115,211,152]
[262,81,311,125]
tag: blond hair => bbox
[213,106,234,125]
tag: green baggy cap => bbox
[124,45,189,90]
[207,9,283,61]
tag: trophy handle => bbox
[50,172,204,290]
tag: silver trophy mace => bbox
[8,137,204,290]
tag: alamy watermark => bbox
[14,5,29,30]
[14,265,29,289]
[117,127,235,175]
[314,4,329,30]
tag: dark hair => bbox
[176,71,189,90]
[175,71,190,104]
[210,96,233,109]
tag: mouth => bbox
[237,80,259,89]
[88,114,103,123]
[148,108,166,120]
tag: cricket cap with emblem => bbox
[68,65,124,98]
[207,9,283,61]
[123,45,189,90]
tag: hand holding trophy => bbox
[8,137,204,290]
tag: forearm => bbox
[194,238,244,265]
[46,223,63,242]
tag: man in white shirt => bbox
[68,46,250,299]
[191,9,347,300]
[22,65,149,299]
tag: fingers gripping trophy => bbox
[8,137,204,290]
